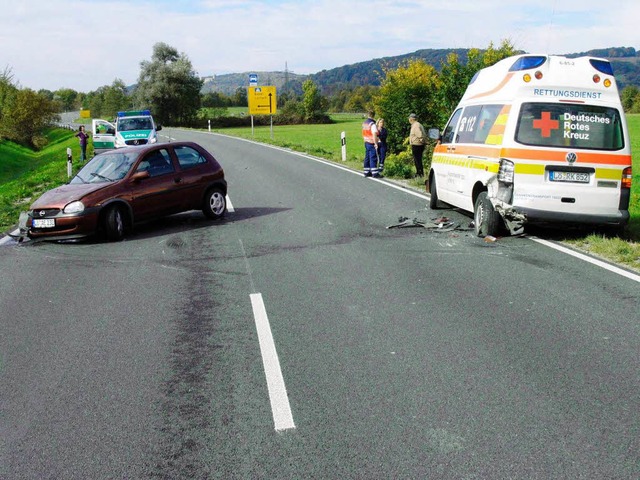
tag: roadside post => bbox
[66,148,72,178]
[249,73,258,137]
[341,131,347,161]
[208,119,211,133]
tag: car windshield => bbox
[117,117,153,131]
[71,152,139,184]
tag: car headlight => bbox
[115,136,126,147]
[149,136,157,144]
[64,200,85,214]
[498,158,515,184]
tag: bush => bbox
[383,150,415,178]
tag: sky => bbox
[1,0,639,92]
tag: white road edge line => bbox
[250,293,296,431]
[530,237,640,283]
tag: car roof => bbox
[104,141,204,156]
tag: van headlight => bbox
[149,136,157,144]
[115,136,126,147]
[64,200,85,214]
[498,159,515,184]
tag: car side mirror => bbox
[156,125,162,131]
[428,128,441,141]
[130,171,151,183]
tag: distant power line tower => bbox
[284,61,289,93]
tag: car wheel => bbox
[474,191,501,237]
[203,187,226,219]
[103,205,125,241]
[429,173,440,210]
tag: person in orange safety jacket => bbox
[362,111,380,177]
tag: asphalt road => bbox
[1,129,639,479]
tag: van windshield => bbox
[516,103,624,151]
[117,117,153,131]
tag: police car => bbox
[92,110,162,154]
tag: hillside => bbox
[202,46,640,96]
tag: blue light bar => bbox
[589,59,614,76]
[117,110,151,117]
[509,56,547,72]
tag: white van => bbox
[428,54,632,236]
[92,110,162,154]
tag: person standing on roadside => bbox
[362,111,380,178]
[376,118,388,172]
[408,113,427,177]
[75,125,89,163]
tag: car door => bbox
[92,119,116,153]
[128,148,184,221]
[171,144,213,209]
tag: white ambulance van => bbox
[428,54,632,237]
[92,110,162,154]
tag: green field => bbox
[213,113,368,172]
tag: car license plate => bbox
[549,171,590,183]
[33,218,55,228]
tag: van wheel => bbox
[474,192,501,237]
[203,187,226,219]
[103,205,125,241]
[429,173,441,209]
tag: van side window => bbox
[441,108,463,144]
[457,105,505,144]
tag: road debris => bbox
[387,216,473,233]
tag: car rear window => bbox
[515,102,624,150]
[175,146,208,170]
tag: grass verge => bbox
[0,129,90,233]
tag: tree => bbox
[438,40,517,125]
[102,79,130,118]
[375,39,518,154]
[621,85,640,112]
[0,67,18,137]
[232,87,247,107]
[135,42,203,125]
[301,79,329,122]
[0,88,59,148]
[54,88,80,111]
[375,59,442,153]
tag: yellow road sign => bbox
[248,86,277,115]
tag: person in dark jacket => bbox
[376,118,388,172]
[75,125,89,162]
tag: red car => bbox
[25,141,227,241]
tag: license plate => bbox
[549,171,590,183]
[33,218,55,228]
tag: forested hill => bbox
[202,46,640,95]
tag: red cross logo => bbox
[533,111,559,138]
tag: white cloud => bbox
[1,0,638,91]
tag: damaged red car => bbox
[24,141,227,241]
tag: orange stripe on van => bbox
[501,148,631,166]
[468,73,515,99]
